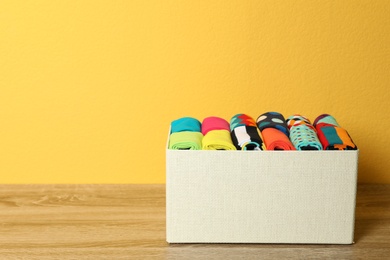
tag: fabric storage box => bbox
[166,146,359,244]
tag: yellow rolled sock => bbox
[169,131,203,150]
[202,130,237,150]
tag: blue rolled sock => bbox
[171,117,201,133]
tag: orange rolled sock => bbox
[262,128,296,150]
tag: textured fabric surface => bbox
[314,114,357,150]
[168,131,203,150]
[166,150,359,244]
[230,114,265,150]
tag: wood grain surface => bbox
[0,184,389,259]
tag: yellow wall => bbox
[0,1,389,183]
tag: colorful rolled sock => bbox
[256,112,290,137]
[313,114,339,126]
[313,114,357,150]
[285,114,311,127]
[261,128,296,150]
[171,117,201,133]
[286,114,323,150]
[169,131,203,150]
[256,112,294,150]
[230,114,265,150]
[202,129,236,150]
[201,116,230,136]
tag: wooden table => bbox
[0,184,389,259]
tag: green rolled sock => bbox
[169,131,203,150]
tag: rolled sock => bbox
[313,114,339,126]
[202,129,236,150]
[169,117,203,150]
[313,114,357,150]
[256,112,294,150]
[230,114,265,150]
[201,117,230,136]
[169,131,203,150]
[286,114,322,150]
[285,114,311,127]
[171,117,201,133]
[261,128,296,150]
[256,112,290,137]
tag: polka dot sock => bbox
[256,112,295,150]
[256,112,290,137]
[286,114,322,150]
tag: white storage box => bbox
[166,145,359,244]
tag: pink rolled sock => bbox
[201,116,230,136]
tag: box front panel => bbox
[166,150,358,244]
